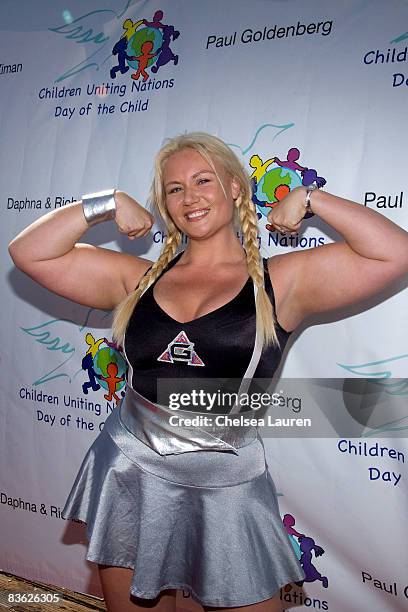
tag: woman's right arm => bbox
[8,191,154,310]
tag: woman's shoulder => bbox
[122,254,154,294]
[266,251,299,289]
[265,251,304,333]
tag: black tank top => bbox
[124,252,292,412]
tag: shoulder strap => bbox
[263,257,292,335]
[262,257,276,307]
[137,250,183,297]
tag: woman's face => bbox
[162,148,240,239]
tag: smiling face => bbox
[162,148,240,240]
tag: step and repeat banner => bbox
[1,1,407,610]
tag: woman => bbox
[8,132,408,612]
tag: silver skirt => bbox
[62,387,305,606]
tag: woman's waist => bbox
[119,384,259,456]
[131,375,263,413]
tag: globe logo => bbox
[93,346,127,394]
[256,166,302,218]
[110,11,180,81]
[127,27,163,71]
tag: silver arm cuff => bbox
[81,189,117,226]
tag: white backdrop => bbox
[1,1,408,610]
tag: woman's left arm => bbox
[267,188,408,322]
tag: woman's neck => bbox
[181,227,246,267]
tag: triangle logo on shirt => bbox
[157,331,205,366]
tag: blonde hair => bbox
[112,132,280,348]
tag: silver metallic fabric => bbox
[120,385,258,455]
[81,189,116,226]
[62,387,305,606]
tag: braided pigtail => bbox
[112,229,181,344]
[234,192,280,348]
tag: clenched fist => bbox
[114,191,154,240]
[267,186,307,235]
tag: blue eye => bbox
[198,178,210,185]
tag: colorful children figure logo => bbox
[81,333,127,405]
[110,9,180,81]
[250,147,326,230]
[283,513,329,589]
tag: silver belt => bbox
[118,385,259,456]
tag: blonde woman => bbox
[8,133,408,612]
